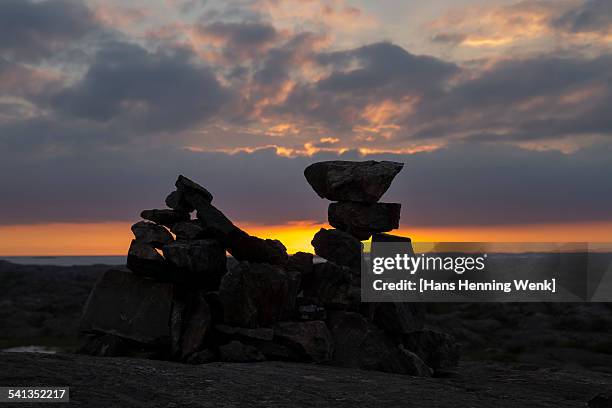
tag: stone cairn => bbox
[79,161,459,376]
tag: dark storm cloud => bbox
[316,42,459,95]
[0,0,98,62]
[1,140,611,227]
[197,21,278,53]
[409,53,612,142]
[553,0,612,33]
[51,42,230,132]
[272,42,458,130]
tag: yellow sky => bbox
[0,220,610,256]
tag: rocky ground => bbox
[0,260,108,350]
[1,352,611,407]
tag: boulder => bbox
[372,303,425,334]
[171,220,207,241]
[228,234,288,265]
[273,321,333,363]
[285,252,314,277]
[219,340,265,362]
[170,290,187,358]
[126,240,167,278]
[304,160,403,203]
[165,190,195,213]
[141,209,190,228]
[401,329,460,369]
[218,262,294,328]
[80,269,173,345]
[302,262,352,309]
[77,334,130,357]
[131,221,173,248]
[195,201,241,241]
[176,175,213,205]
[326,311,431,376]
[371,233,415,256]
[177,291,212,359]
[328,202,401,240]
[163,239,227,289]
[311,228,362,269]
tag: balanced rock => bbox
[126,240,167,278]
[219,262,294,328]
[311,228,362,269]
[228,234,288,265]
[163,239,226,289]
[171,220,207,241]
[401,329,460,370]
[273,321,333,363]
[165,190,195,213]
[327,311,431,376]
[131,221,173,248]
[372,303,425,334]
[80,269,173,345]
[141,209,189,228]
[328,202,401,240]
[176,174,213,206]
[304,160,403,203]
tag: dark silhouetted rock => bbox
[372,233,412,243]
[141,209,189,228]
[215,325,274,342]
[297,300,327,321]
[163,239,226,289]
[229,234,288,265]
[185,349,217,364]
[302,262,352,309]
[171,220,207,241]
[311,228,362,269]
[175,291,212,359]
[328,202,401,240]
[126,240,167,278]
[327,311,431,376]
[170,291,187,358]
[193,200,289,265]
[401,329,460,369]
[285,252,314,277]
[304,160,403,203]
[165,190,195,213]
[195,202,240,241]
[77,334,129,357]
[274,321,333,363]
[176,175,213,206]
[219,340,265,362]
[219,262,293,328]
[131,221,173,248]
[80,269,173,345]
[373,303,425,334]
[371,233,415,256]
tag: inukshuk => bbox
[79,163,459,375]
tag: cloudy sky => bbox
[1,0,611,254]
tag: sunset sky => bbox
[1,0,611,255]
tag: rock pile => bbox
[79,164,458,376]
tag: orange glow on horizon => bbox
[0,221,610,256]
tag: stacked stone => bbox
[78,170,458,376]
[304,160,459,375]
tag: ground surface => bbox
[1,352,611,407]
